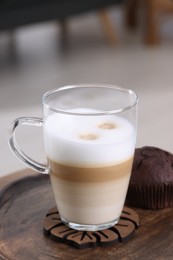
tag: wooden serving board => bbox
[1,171,173,259]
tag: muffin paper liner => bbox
[126,183,173,209]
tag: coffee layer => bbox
[49,157,133,183]
[50,169,132,224]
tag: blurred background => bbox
[1,0,173,178]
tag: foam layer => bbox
[44,108,135,166]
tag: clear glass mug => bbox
[8,84,138,231]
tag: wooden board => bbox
[1,171,173,259]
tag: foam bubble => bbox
[98,122,117,129]
[44,108,136,166]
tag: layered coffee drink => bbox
[44,108,135,229]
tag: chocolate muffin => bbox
[126,146,173,209]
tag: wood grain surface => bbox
[0,171,173,260]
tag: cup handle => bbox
[8,117,48,174]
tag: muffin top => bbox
[130,146,173,186]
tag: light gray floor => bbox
[1,7,173,177]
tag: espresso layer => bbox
[49,157,133,183]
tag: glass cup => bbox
[8,84,138,231]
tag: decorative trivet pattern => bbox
[43,207,139,249]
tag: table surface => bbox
[1,170,173,260]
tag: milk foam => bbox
[44,108,135,166]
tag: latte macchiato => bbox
[9,84,138,232]
[44,108,135,227]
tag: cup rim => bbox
[42,84,139,115]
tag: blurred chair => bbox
[144,0,173,44]
[126,0,173,45]
[0,0,125,45]
[125,0,138,30]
